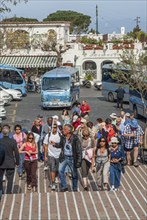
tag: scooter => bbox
[82,80,91,88]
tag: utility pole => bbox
[96,5,98,34]
[134,16,140,29]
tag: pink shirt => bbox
[13,132,27,148]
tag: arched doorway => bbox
[82,60,97,79]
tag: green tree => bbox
[2,17,38,22]
[43,10,91,34]
[0,0,27,13]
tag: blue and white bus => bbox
[102,63,130,102]
[41,66,80,109]
[0,65,27,95]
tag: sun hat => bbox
[110,137,119,144]
[80,118,87,124]
[52,115,59,120]
[129,119,138,128]
[110,113,117,119]
[72,115,78,122]
[124,112,130,117]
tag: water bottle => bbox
[30,156,33,162]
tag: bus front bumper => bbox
[42,101,72,108]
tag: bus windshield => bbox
[42,77,70,90]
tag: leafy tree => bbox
[0,0,28,13]
[43,10,91,34]
[2,17,38,22]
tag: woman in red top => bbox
[19,133,38,192]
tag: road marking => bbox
[64,192,71,220]
[43,173,47,193]
[47,193,50,220]
[134,167,147,184]
[19,193,24,220]
[72,192,80,219]
[127,166,146,190]
[38,168,40,193]
[38,193,41,220]
[113,191,130,220]
[88,192,101,220]
[0,194,7,219]
[130,190,147,216]
[125,169,146,202]
[121,173,133,190]
[96,191,110,220]
[139,166,147,176]
[15,103,18,108]
[80,192,90,219]
[12,169,17,193]
[9,194,15,220]
[29,193,32,220]
[122,191,140,220]
[55,192,60,220]
[105,191,120,220]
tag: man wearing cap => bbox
[110,113,118,126]
[0,125,19,194]
[122,119,144,167]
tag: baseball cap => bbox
[80,118,87,124]
[124,113,130,117]
[110,137,119,144]
[72,115,78,122]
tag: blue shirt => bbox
[110,147,124,161]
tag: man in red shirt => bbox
[80,100,91,120]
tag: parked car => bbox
[0,89,12,105]
[0,100,6,119]
[0,85,22,100]
[94,80,102,90]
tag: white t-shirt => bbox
[43,132,61,158]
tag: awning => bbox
[0,56,57,68]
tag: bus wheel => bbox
[108,93,114,102]
[133,105,138,118]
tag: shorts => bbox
[48,155,59,172]
[124,144,139,152]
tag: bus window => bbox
[10,70,23,84]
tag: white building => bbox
[0,21,145,79]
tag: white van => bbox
[0,89,12,105]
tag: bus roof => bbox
[0,64,20,71]
[102,63,131,71]
[42,66,78,78]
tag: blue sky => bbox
[1,0,147,34]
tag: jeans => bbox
[0,168,15,194]
[38,140,44,161]
[17,153,25,175]
[110,163,121,189]
[59,156,78,190]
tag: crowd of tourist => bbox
[0,99,144,198]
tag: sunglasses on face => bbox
[28,137,34,140]
[112,142,117,144]
[100,140,106,142]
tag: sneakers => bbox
[134,161,139,167]
[60,187,68,192]
[110,185,115,191]
[84,187,88,191]
[44,166,49,171]
[55,177,59,184]
[51,183,56,191]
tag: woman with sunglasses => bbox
[94,137,110,191]
[80,129,95,191]
[19,133,38,192]
[13,124,27,178]
[109,137,124,191]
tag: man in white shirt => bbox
[44,124,61,190]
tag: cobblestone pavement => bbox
[0,164,147,220]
